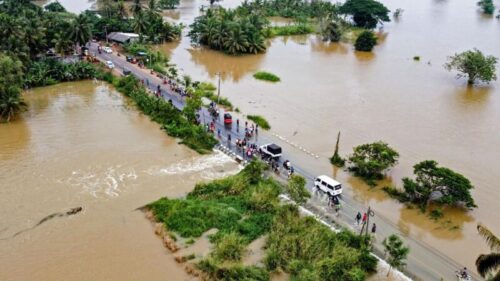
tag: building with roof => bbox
[107,32,140,44]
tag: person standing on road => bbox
[146,79,149,87]
[227,134,231,145]
[362,212,367,224]
[236,119,239,127]
[371,223,376,234]
[355,212,362,225]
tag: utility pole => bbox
[359,206,374,236]
[105,26,108,44]
[216,72,221,104]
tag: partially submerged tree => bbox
[355,31,377,52]
[477,0,495,15]
[321,21,342,42]
[330,131,345,167]
[383,234,410,276]
[444,49,498,85]
[339,0,390,29]
[476,224,500,280]
[347,141,399,185]
[286,174,311,204]
[401,160,476,209]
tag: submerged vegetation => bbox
[253,71,281,82]
[149,160,378,280]
[347,142,399,186]
[247,115,271,130]
[444,49,498,85]
[354,31,377,52]
[383,160,476,210]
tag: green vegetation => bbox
[347,141,399,186]
[253,71,281,82]
[44,2,67,13]
[382,234,410,276]
[247,115,271,130]
[148,160,378,280]
[384,160,477,210]
[354,31,377,52]
[339,0,391,29]
[238,0,338,19]
[477,0,495,15]
[444,49,498,85]
[0,54,25,122]
[108,75,217,153]
[476,224,500,280]
[330,131,346,167]
[413,56,420,61]
[25,59,97,87]
[189,8,267,55]
[265,23,314,37]
[194,82,233,109]
[321,21,342,42]
[285,175,311,204]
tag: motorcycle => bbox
[455,270,472,281]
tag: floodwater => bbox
[0,81,240,280]
[159,0,500,275]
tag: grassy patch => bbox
[148,160,378,280]
[195,82,233,110]
[265,24,314,37]
[253,71,281,82]
[247,115,271,130]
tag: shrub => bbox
[212,232,247,261]
[477,0,495,14]
[253,71,281,82]
[354,31,377,52]
[266,24,314,37]
[247,115,271,130]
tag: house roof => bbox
[107,32,139,43]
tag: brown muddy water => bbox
[158,0,500,275]
[0,81,240,280]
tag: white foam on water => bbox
[62,166,138,198]
[145,150,238,176]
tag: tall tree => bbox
[476,224,500,280]
[444,49,498,85]
[383,234,410,276]
[339,0,390,29]
[52,32,74,56]
[0,54,26,122]
[130,0,144,17]
[69,14,92,50]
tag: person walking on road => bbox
[371,223,377,234]
[362,212,367,224]
[227,133,231,145]
[355,212,362,225]
[236,119,239,127]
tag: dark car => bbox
[122,69,131,76]
[223,113,232,124]
[126,56,133,62]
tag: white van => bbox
[314,175,343,196]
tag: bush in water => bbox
[247,115,271,130]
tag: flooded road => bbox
[0,81,240,280]
[159,0,500,274]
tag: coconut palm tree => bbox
[52,32,73,56]
[69,14,92,51]
[133,12,148,40]
[130,0,144,17]
[476,224,500,280]
[117,0,128,18]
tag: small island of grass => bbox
[253,71,281,82]
[247,115,271,130]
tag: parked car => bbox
[103,47,112,54]
[126,56,135,63]
[259,143,282,159]
[314,175,343,196]
[106,61,114,69]
[122,68,131,76]
[223,113,232,125]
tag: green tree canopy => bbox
[347,141,399,184]
[401,160,476,209]
[477,0,495,15]
[355,30,377,52]
[382,234,410,276]
[44,2,66,13]
[444,48,498,85]
[0,54,26,122]
[339,0,390,29]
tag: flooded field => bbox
[0,81,240,280]
[159,0,500,274]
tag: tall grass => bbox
[247,115,271,130]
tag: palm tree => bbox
[147,0,161,14]
[52,32,73,56]
[133,12,148,40]
[130,0,144,17]
[117,0,128,18]
[23,16,47,59]
[476,224,500,280]
[69,14,92,51]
